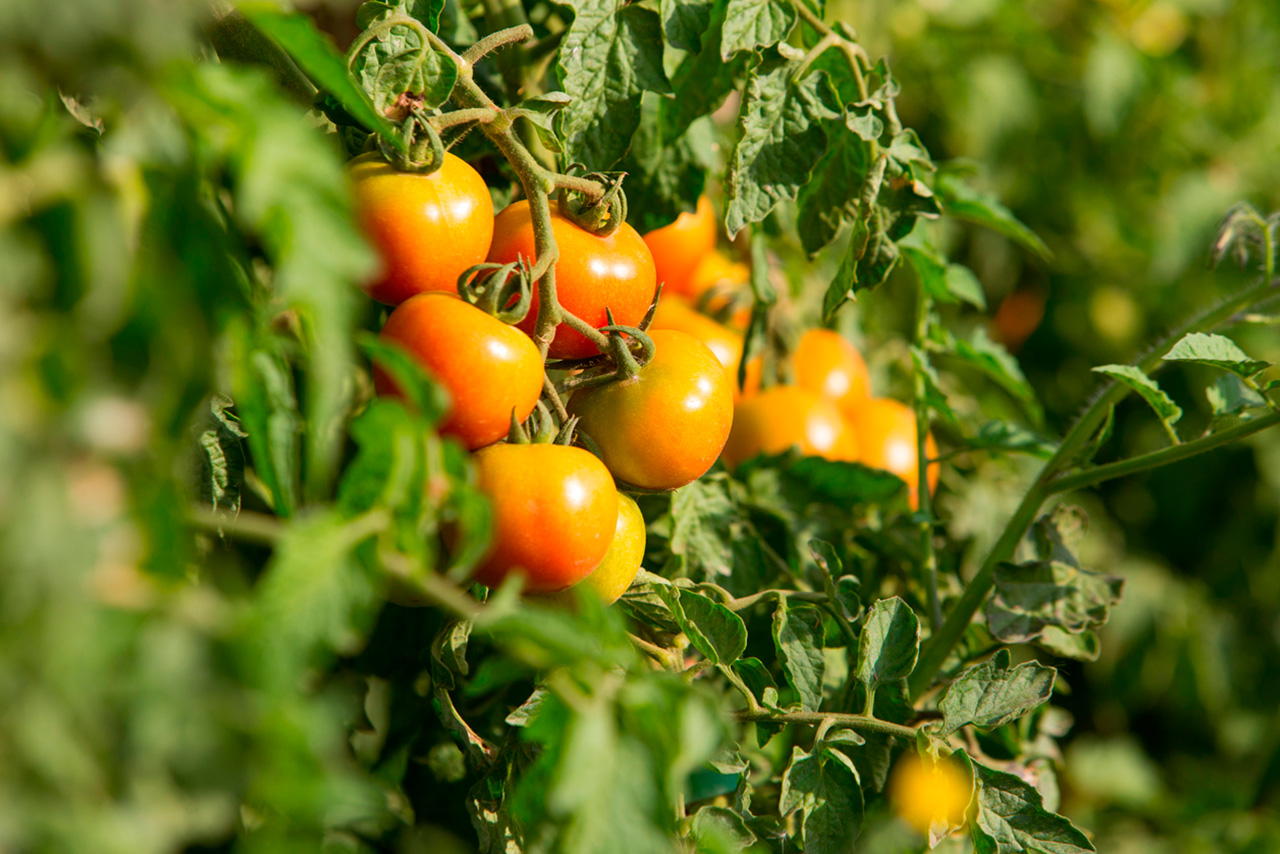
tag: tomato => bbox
[794,329,872,415]
[642,196,717,297]
[685,249,752,328]
[649,298,761,401]
[349,152,494,306]
[472,443,618,593]
[374,293,543,450]
[486,200,657,360]
[888,754,971,834]
[553,493,646,605]
[846,397,939,509]
[568,330,733,490]
[721,386,859,468]
[990,286,1046,352]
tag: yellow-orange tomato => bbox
[374,294,543,450]
[486,200,657,360]
[569,330,733,490]
[686,250,752,328]
[649,298,761,400]
[721,386,859,468]
[888,754,971,834]
[643,196,718,296]
[349,152,494,306]
[554,493,646,605]
[794,328,872,415]
[472,443,618,593]
[847,397,939,509]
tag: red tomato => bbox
[847,397,940,510]
[649,298,761,401]
[721,386,859,468]
[568,330,733,490]
[549,493,646,605]
[486,200,657,360]
[794,329,872,416]
[472,443,618,593]
[642,196,717,296]
[374,293,543,450]
[349,152,494,306]
[990,287,1046,352]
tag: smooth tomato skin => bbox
[349,152,494,306]
[794,329,872,415]
[721,386,859,468]
[569,330,733,490]
[472,443,619,593]
[486,200,657,360]
[643,196,717,297]
[547,493,646,605]
[847,397,940,509]
[374,294,543,450]
[888,754,971,833]
[685,249,751,328]
[649,298,761,401]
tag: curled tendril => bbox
[378,113,446,175]
[456,259,533,324]
[557,169,629,237]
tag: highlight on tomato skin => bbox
[793,328,872,416]
[485,199,658,360]
[471,443,619,594]
[348,152,495,306]
[372,293,544,451]
[888,753,972,835]
[649,297,761,401]
[846,397,939,510]
[721,386,860,468]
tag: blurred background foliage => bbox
[1,0,1279,851]
[838,0,1280,849]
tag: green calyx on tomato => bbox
[472,443,619,594]
[486,199,657,360]
[349,151,495,306]
[569,329,733,491]
[374,293,544,451]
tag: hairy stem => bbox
[732,708,920,740]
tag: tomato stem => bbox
[733,708,921,740]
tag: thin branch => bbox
[732,708,920,740]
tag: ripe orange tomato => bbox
[888,754,971,834]
[486,200,657,360]
[472,443,618,593]
[990,287,1046,352]
[649,298,761,401]
[568,330,733,490]
[794,329,872,415]
[721,386,859,468]
[643,196,717,296]
[554,493,646,605]
[349,152,494,306]
[847,397,939,509]
[374,293,543,450]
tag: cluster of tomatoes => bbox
[350,151,937,602]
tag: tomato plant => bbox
[721,386,859,468]
[487,199,657,359]
[471,443,618,593]
[374,293,543,449]
[350,151,494,305]
[568,330,733,490]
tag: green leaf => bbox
[966,421,1058,459]
[939,650,1056,736]
[1092,364,1182,431]
[660,587,749,665]
[1163,332,1272,378]
[558,0,671,169]
[720,0,797,60]
[823,201,897,322]
[856,597,920,689]
[902,235,988,308]
[780,747,865,853]
[348,11,458,113]
[949,327,1043,426]
[690,805,757,852]
[934,168,1050,260]
[618,100,711,234]
[911,346,961,431]
[660,0,714,52]
[772,601,826,711]
[733,657,780,709]
[970,760,1095,854]
[197,394,247,515]
[986,560,1124,644]
[660,0,747,142]
[1036,626,1102,662]
[796,136,874,256]
[668,476,746,581]
[724,50,842,238]
[241,6,401,141]
[784,456,908,505]
[887,128,934,171]
[619,569,687,634]
[513,92,573,155]
[1206,373,1268,417]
